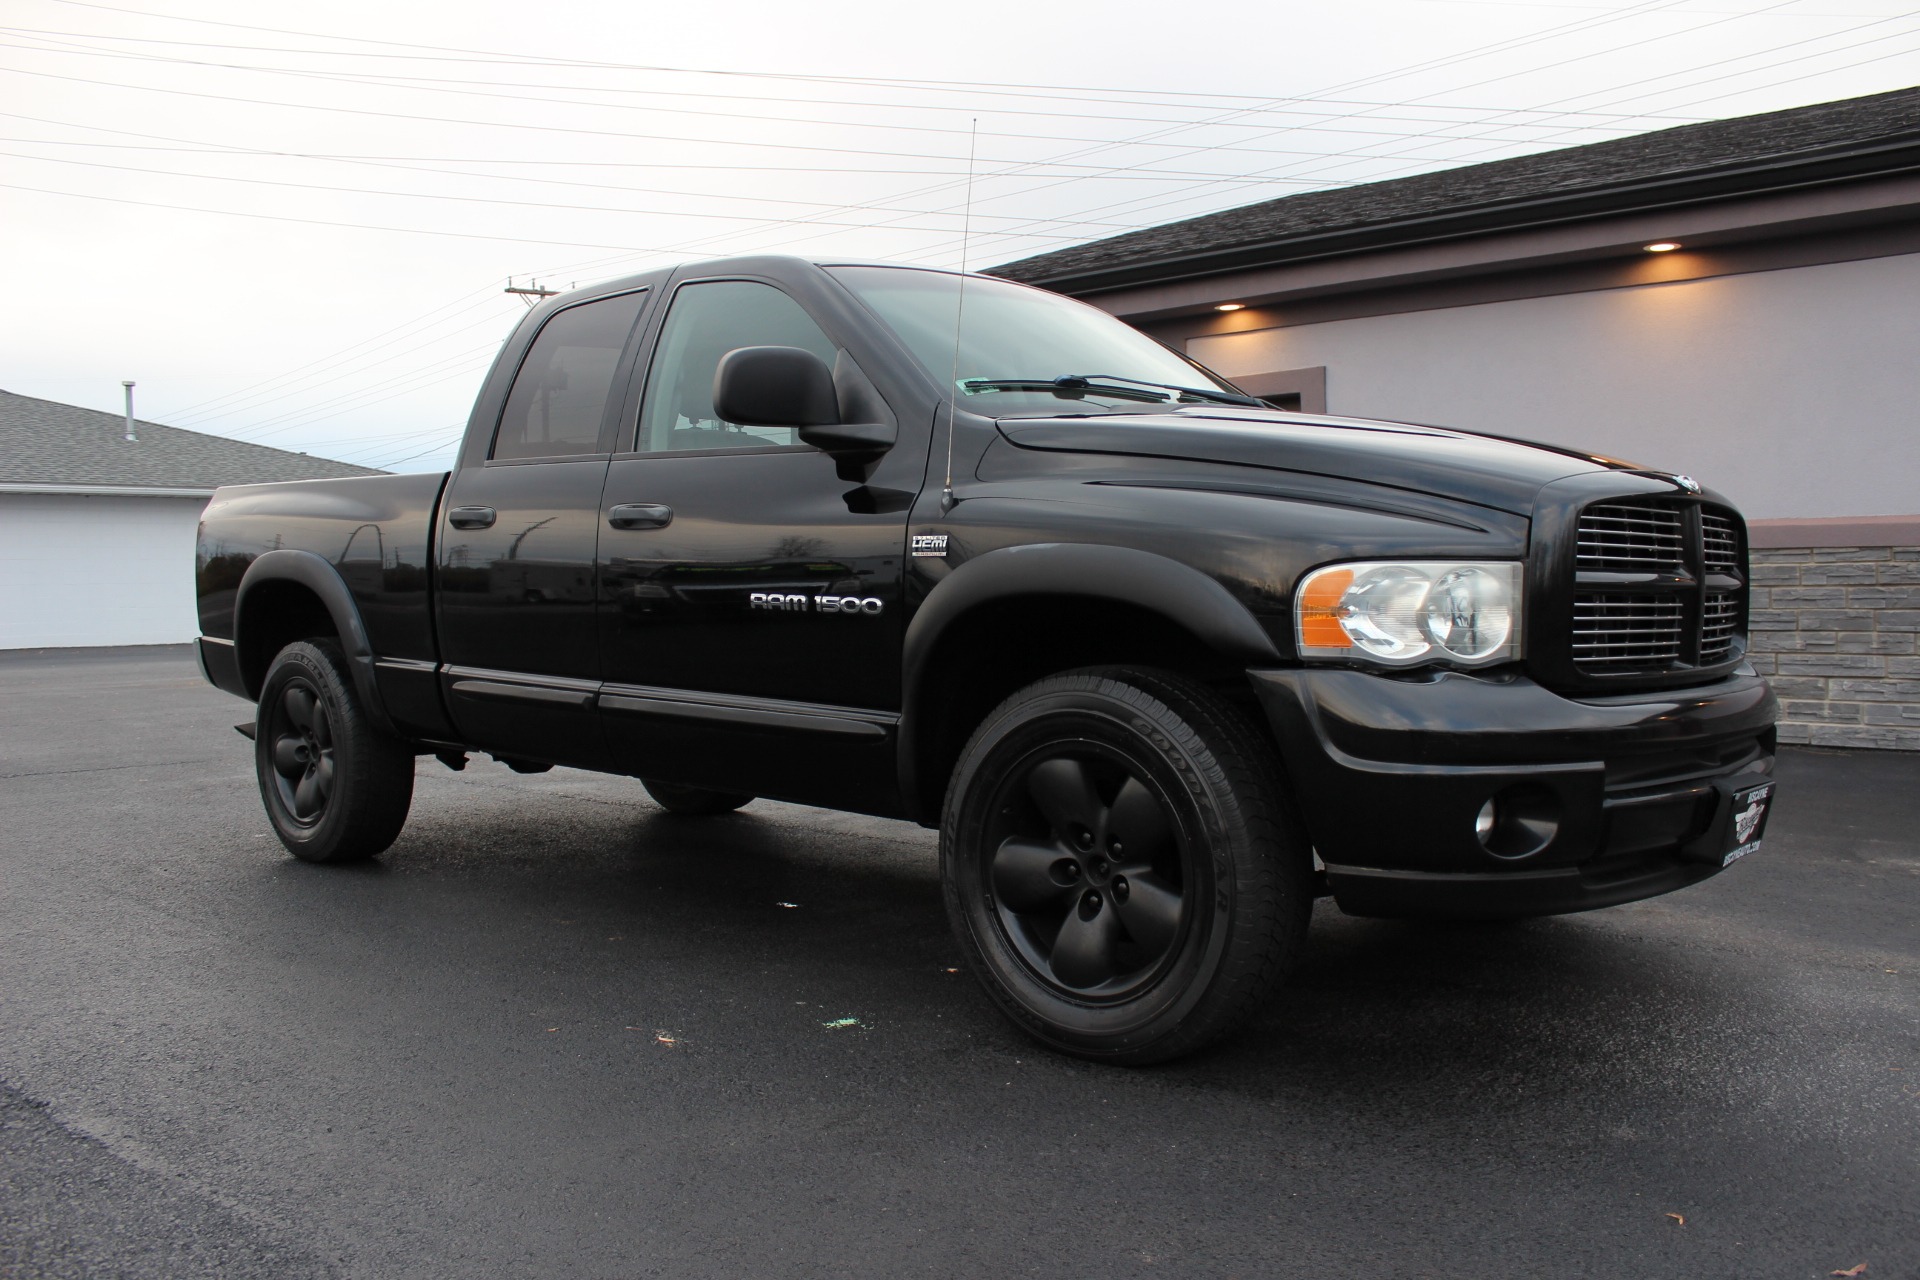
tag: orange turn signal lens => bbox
[1297,567,1354,650]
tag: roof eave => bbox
[0,482,216,498]
[993,135,1920,296]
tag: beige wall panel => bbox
[1187,252,1920,520]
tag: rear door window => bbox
[491,291,647,461]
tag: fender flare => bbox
[234,549,397,735]
[898,542,1283,820]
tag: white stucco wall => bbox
[0,492,207,648]
[1187,252,1920,520]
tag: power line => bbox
[161,290,501,421]
[22,0,1731,115]
[0,109,1436,185]
[220,351,499,442]
[375,431,468,469]
[0,48,1675,172]
[1238,6,1920,209]
[324,422,469,460]
[882,1,1914,266]
[0,179,674,252]
[880,0,1715,260]
[0,147,1110,242]
[170,308,514,428]
[0,134,1346,188]
[0,26,1708,133]
[590,0,1697,281]
[508,0,1700,282]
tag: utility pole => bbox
[505,279,560,308]
[121,380,137,442]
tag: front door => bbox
[596,277,917,813]
[435,288,648,769]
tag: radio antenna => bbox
[941,117,978,513]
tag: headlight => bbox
[1296,561,1522,668]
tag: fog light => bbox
[1475,784,1563,860]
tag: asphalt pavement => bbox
[1,645,1915,1279]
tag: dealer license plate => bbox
[1720,780,1775,867]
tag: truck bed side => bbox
[196,472,450,735]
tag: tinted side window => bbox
[636,281,837,454]
[492,291,647,461]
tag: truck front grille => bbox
[1564,497,1747,681]
[1572,594,1686,666]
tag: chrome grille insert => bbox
[1577,503,1685,571]
[1701,511,1739,572]
[1700,591,1739,662]
[1572,595,1686,667]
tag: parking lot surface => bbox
[2,646,1916,1279]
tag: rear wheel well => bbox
[909,595,1258,820]
[237,581,338,699]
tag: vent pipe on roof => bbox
[121,380,137,442]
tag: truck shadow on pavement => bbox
[350,788,1789,1120]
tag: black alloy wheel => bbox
[255,639,415,863]
[982,748,1191,1000]
[266,678,335,828]
[943,667,1313,1065]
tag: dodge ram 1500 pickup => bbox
[196,255,1778,1063]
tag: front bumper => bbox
[1248,665,1778,919]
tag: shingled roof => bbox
[992,86,1920,294]
[0,389,383,491]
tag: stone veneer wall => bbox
[1747,532,1920,750]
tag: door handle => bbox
[448,505,497,530]
[608,503,674,530]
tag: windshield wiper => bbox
[959,374,1265,408]
[959,376,1168,405]
[1058,374,1267,407]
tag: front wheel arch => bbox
[897,544,1283,823]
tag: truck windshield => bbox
[827,265,1254,417]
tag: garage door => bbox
[0,492,207,648]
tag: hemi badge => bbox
[911,534,949,558]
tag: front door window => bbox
[635,280,838,454]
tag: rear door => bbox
[435,288,649,769]
[595,273,920,813]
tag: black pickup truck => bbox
[196,255,1778,1063]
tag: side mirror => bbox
[712,346,896,473]
[713,346,839,428]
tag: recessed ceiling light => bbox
[1215,302,1246,312]
[1644,241,1682,253]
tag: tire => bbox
[255,640,415,863]
[941,667,1313,1065]
[641,779,753,815]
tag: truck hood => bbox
[995,408,1628,516]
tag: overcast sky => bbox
[4,0,1917,473]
